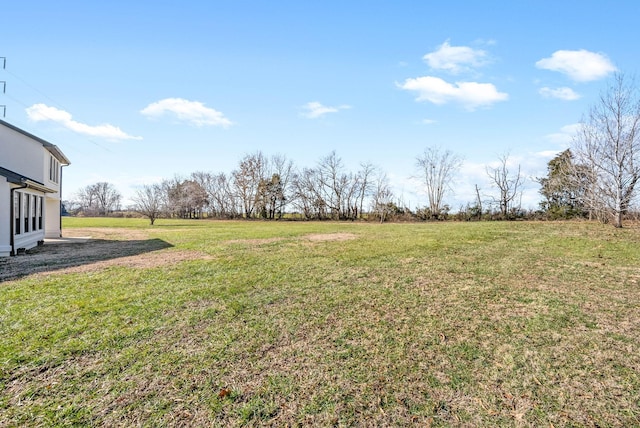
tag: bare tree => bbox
[256,174,285,219]
[572,73,640,228]
[175,180,208,218]
[356,162,376,219]
[132,183,164,225]
[291,167,325,219]
[163,176,208,218]
[232,151,268,218]
[270,154,296,217]
[76,182,122,216]
[74,187,95,215]
[191,171,214,216]
[192,171,238,218]
[474,184,483,219]
[371,171,395,223]
[94,182,122,215]
[486,153,523,219]
[62,199,81,216]
[416,147,462,219]
[159,176,181,218]
[316,151,348,219]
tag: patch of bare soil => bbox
[47,249,214,275]
[0,228,210,282]
[63,227,150,241]
[304,233,357,242]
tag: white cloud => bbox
[140,98,232,127]
[421,118,437,124]
[423,40,489,74]
[535,49,617,82]
[398,76,508,110]
[536,149,564,158]
[544,123,581,145]
[300,101,351,119]
[26,104,142,141]
[539,86,581,100]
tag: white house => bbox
[0,119,70,256]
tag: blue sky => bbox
[2,1,639,210]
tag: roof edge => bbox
[0,166,56,192]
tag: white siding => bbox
[45,196,62,239]
[0,178,10,256]
[0,125,46,182]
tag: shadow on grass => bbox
[0,238,173,282]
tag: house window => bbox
[23,193,30,233]
[49,155,59,184]
[13,190,47,236]
[31,195,37,231]
[38,197,43,230]
[14,192,21,235]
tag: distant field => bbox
[1,218,640,426]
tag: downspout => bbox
[9,181,28,256]
[59,165,67,237]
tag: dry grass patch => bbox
[63,227,150,241]
[44,249,215,275]
[223,237,285,246]
[304,232,357,242]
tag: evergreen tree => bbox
[537,149,588,219]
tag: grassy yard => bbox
[1,218,640,426]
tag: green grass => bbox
[2,218,640,426]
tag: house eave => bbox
[0,166,56,193]
[23,179,57,193]
[46,145,71,166]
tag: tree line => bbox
[132,151,395,225]
[65,73,640,228]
